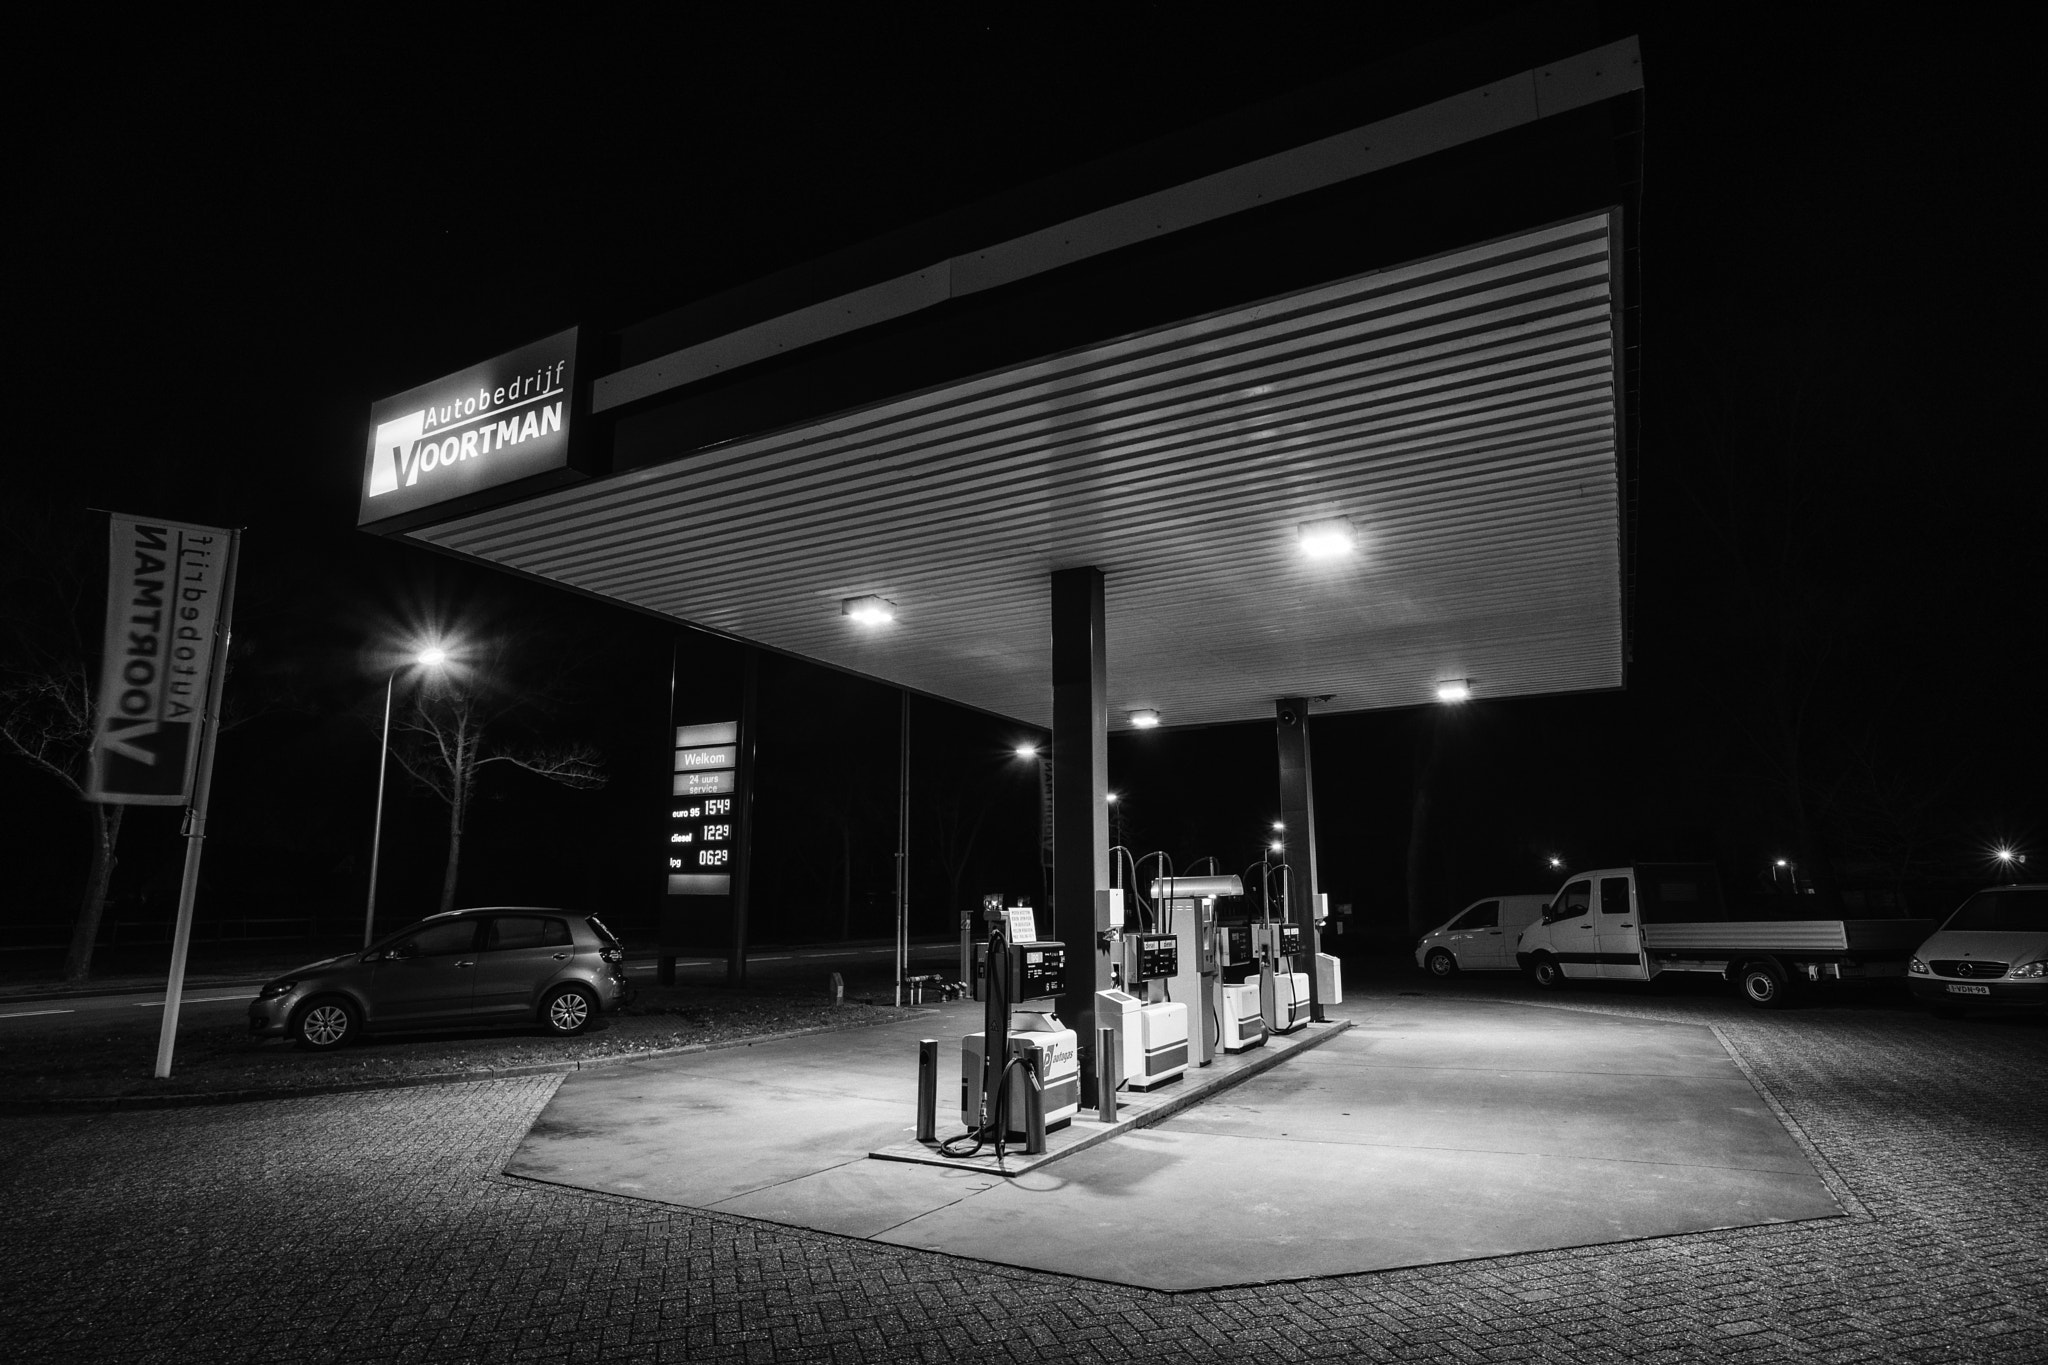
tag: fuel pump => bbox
[1254,861,1312,1034]
[1150,873,1242,1069]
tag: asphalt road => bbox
[0,940,962,1024]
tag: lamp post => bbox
[363,646,446,947]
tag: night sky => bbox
[11,5,2040,957]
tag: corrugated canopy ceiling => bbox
[414,212,1623,730]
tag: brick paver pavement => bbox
[2,987,2041,1363]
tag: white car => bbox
[1907,884,2048,1018]
[1415,895,1550,978]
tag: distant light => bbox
[1129,709,1161,729]
[842,595,896,626]
[1107,793,1120,804]
[1014,744,1039,759]
[1269,840,1284,853]
[1435,678,1472,703]
[1547,856,1563,870]
[1297,517,1356,560]
[1272,822,1285,832]
[1775,859,1789,868]
[416,647,448,667]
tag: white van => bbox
[1907,884,2048,1017]
[1416,895,1550,977]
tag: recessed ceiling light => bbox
[841,595,896,626]
[1129,708,1161,729]
[1297,517,1356,560]
[1435,678,1472,703]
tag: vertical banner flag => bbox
[87,515,236,805]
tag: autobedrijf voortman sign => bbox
[358,327,582,527]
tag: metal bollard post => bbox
[1096,1025,1118,1124]
[1022,1051,1047,1155]
[830,971,845,1006]
[915,1039,938,1143]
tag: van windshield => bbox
[1942,888,2048,933]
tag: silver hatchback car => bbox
[249,907,633,1050]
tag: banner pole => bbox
[153,527,242,1080]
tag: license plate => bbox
[1946,984,1991,996]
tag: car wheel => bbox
[293,997,359,1051]
[541,985,595,1037]
[1425,949,1458,980]
[1529,955,1566,990]
[1740,963,1792,1009]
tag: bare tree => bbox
[1,666,124,981]
[0,508,125,981]
[389,663,606,915]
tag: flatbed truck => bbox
[1514,863,1933,1008]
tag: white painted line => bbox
[131,995,250,1007]
[0,1009,75,1019]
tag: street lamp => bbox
[363,645,447,947]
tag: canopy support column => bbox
[1276,697,1326,1022]
[1051,567,1111,1102]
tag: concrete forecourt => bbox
[3,982,2039,1360]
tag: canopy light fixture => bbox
[1107,792,1120,804]
[1297,516,1356,560]
[1129,708,1161,728]
[841,595,896,626]
[416,646,448,667]
[1014,743,1039,759]
[1435,678,1472,703]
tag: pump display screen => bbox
[1014,942,1066,999]
[1135,934,1178,979]
[1222,924,1251,964]
[1275,923,1303,955]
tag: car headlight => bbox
[1909,958,1929,975]
[2011,960,2047,980]
[258,979,298,999]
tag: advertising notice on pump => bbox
[87,514,235,804]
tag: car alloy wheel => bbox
[295,999,356,1051]
[543,986,593,1036]
[1426,950,1458,979]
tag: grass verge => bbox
[0,981,908,1104]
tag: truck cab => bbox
[1515,868,1654,985]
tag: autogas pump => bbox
[952,901,1079,1154]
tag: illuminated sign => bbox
[359,327,583,529]
[667,722,739,894]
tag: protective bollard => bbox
[916,1038,938,1143]
[1023,1053,1047,1155]
[1096,1025,1118,1124]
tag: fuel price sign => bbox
[668,721,739,893]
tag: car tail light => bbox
[601,947,623,964]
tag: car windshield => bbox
[1942,888,2048,932]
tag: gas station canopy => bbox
[399,23,1643,731]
